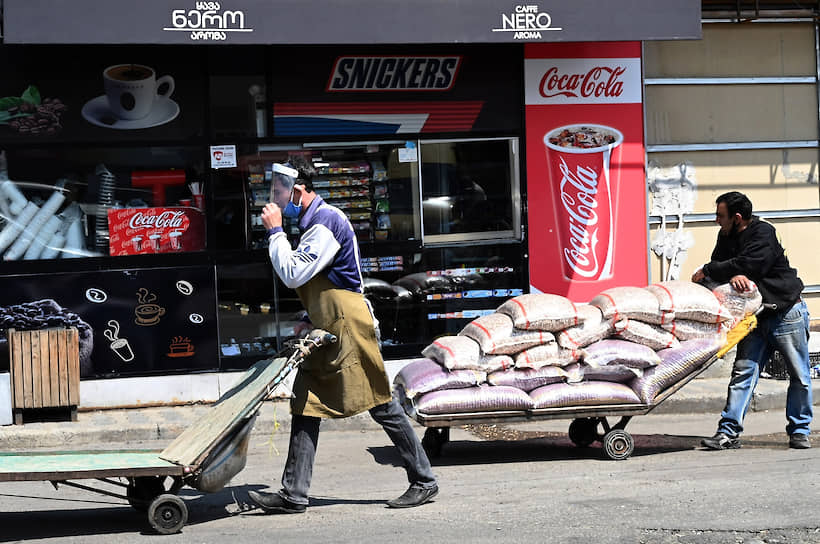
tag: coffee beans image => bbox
[7,98,68,135]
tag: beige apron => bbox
[291,274,392,418]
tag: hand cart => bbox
[402,312,762,461]
[0,329,336,535]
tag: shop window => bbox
[420,138,520,243]
[208,47,268,140]
[0,146,207,261]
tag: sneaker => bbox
[789,434,811,449]
[701,432,741,450]
[248,490,306,514]
[386,484,439,508]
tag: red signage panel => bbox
[525,42,647,302]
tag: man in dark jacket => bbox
[692,191,812,450]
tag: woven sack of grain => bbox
[646,281,732,324]
[415,384,534,415]
[662,319,728,342]
[477,354,515,372]
[613,318,681,350]
[487,365,568,392]
[496,293,579,331]
[576,362,643,383]
[514,344,583,369]
[460,313,555,355]
[421,335,480,370]
[556,304,615,349]
[712,282,763,327]
[529,381,642,409]
[589,286,674,325]
[630,338,723,403]
[393,358,486,399]
[583,339,661,369]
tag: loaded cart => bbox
[0,329,336,535]
[400,312,761,461]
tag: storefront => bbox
[0,0,701,407]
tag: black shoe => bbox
[248,490,306,514]
[789,434,811,449]
[701,432,741,450]
[386,484,439,509]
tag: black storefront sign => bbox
[3,0,701,45]
[0,266,218,378]
[272,44,523,137]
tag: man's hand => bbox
[293,320,313,338]
[730,274,752,292]
[261,202,282,230]
[691,268,705,283]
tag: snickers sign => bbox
[327,56,462,91]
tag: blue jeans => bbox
[278,397,437,505]
[717,300,812,438]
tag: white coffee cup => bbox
[103,64,175,120]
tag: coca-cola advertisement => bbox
[107,207,206,256]
[525,42,647,301]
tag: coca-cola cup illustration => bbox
[149,233,162,252]
[543,124,623,281]
[169,230,182,250]
[132,235,143,251]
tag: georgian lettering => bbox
[539,66,626,99]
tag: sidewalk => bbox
[2,377,819,450]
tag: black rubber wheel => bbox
[148,494,188,535]
[127,476,166,512]
[568,418,598,448]
[602,429,634,460]
[421,427,447,458]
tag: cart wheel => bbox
[602,429,634,460]
[127,476,166,512]
[148,494,188,535]
[568,418,598,448]
[421,427,448,458]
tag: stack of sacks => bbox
[398,283,739,415]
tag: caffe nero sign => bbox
[3,0,702,45]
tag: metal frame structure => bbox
[643,14,820,295]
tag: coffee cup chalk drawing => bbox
[176,280,194,296]
[104,319,135,363]
[167,336,195,358]
[189,313,204,324]
[81,64,180,130]
[135,287,165,326]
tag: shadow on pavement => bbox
[368,428,795,466]
[0,485,267,541]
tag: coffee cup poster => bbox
[0,266,218,378]
[524,42,647,302]
[0,47,205,142]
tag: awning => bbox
[3,0,701,45]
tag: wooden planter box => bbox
[8,328,80,425]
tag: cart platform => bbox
[404,314,759,461]
[0,330,336,535]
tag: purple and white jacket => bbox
[267,195,364,293]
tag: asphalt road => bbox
[1,410,819,544]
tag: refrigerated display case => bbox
[216,137,524,359]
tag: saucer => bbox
[81,95,180,130]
